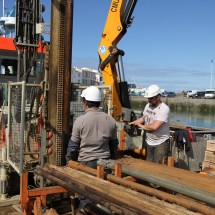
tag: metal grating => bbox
[55,0,66,166]
[70,85,112,126]
[7,82,42,173]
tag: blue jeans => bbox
[80,160,98,169]
[146,139,170,164]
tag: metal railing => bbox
[7,81,42,173]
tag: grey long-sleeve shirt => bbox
[70,108,118,162]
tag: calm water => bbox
[135,110,215,129]
[170,111,215,129]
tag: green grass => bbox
[131,101,215,115]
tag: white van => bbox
[186,90,197,97]
[205,89,215,99]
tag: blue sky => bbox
[1,1,215,92]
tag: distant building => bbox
[71,67,82,84]
[94,71,103,85]
[71,66,103,86]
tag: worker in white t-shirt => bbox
[129,85,170,164]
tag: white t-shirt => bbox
[143,102,170,146]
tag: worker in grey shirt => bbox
[65,86,119,169]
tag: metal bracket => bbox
[36,23,51,35]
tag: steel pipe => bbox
[82,203,111,215]
[97,159,215,206]
[68,160,215,215]
[34,167,136,215]
[35,164,198,215]
[0,167,7,200]
[63,0,73,161]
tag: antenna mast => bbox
[210,59,213,89]
[3,0,5,17]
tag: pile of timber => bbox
[34,158,215,215]
[203,140,215,172]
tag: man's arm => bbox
[129,116,144,125]
[108,122,119,159]
[108,138,119,159]
[66,117,82,162]
[65,139,80,162]
[136,120,165,131]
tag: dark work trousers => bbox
[78,159,111,211]
[146,139,170,164]
[77,160,98,210]
[80,160,98,169]
[80,159,112,174]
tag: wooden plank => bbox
[202,161,215,170]
[204,151,215,163]
[169,122,187,130]
[206,140,215,151]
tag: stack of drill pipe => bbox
[97,158,215,206]
[68,161,215,215]
[35,164,206,215]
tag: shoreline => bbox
[130,96,215,114]
[130,96,215,106]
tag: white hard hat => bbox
[81,86,102,102]
[144,85,161,98]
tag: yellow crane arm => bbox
[98,0,137,120]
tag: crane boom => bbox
[98,0,137,120]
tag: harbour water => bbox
[134,107,215,129]
[131,96,215,129]
[170,110,215,129]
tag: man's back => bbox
[71,108,117,161]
